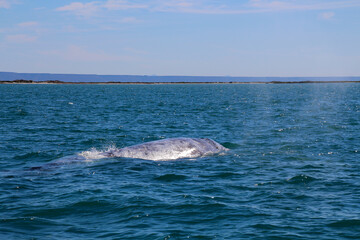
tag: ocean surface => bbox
[1,83,359,239]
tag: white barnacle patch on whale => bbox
[103,137,228,161]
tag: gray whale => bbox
[28,138,228,171]
[103,137,228,161]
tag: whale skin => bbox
[105,137,228,161]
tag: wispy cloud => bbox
[56,0,360,16]
[154,0,195,11]
[103,0,148,10]
[0,0,10,8]
[18,21,39,28]
[56,0,148,17]
[319,12,335,20]
[6,34,37,43]
[0,0,17,9]
[153,0,228,14]
[171,0,360,14]
[249,0,298,11]
[119,17,140,23]
[248,0,360,12]
[56,2,100,17]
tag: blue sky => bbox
[1,0,360,76]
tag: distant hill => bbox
[0,71,359,83]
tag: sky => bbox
[1,0,360,77]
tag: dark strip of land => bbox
[1,72,360,83]
[1,79,360,84]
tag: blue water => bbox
[1,83,360,239]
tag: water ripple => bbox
[1,84,360,239]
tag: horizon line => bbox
[1,71,360,78]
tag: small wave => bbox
[71,199,115,209]
[287,174,317,184]
[11,108,29,116]
[80,137,107,145]
[154,174,187,182]
[327,219,360,228]
[0,216,59,227]
[127,166,146,172]
[251,223,278,230]
[23,200,116,219]
[222,142,241,149]
[201,172,240,179]
[299,164,323,170]
[14,151,52,160]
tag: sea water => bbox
[0,83,359,239]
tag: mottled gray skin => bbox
[27,138,227,171]
[105,137,228,161]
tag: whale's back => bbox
[110,138,227,161]
[27,138,228,171]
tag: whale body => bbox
[103,137,228,161]
[28,138,228,171]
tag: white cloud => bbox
[0,0,20,9]
[18,21,39,27]
[56,2,101,17]
[103,0,148,10]
[0,0,11,8]
[56,0,148,17]
[156,0,360,14]
[319,12,335,20]
[249,0,295,11]
[6,34,37,43]
[249,0,360,12]
[153,0,228,14]
[151,0,230,14]
[119,17,140,23]
[150,0,360,14]
[42,45,132,62]
[56,0,360,16]
[158,0,195,9]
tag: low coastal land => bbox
[1,72,360,84]
[1,79,360,84]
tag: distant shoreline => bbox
[2,72,360,83]
[1,80,360,85]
